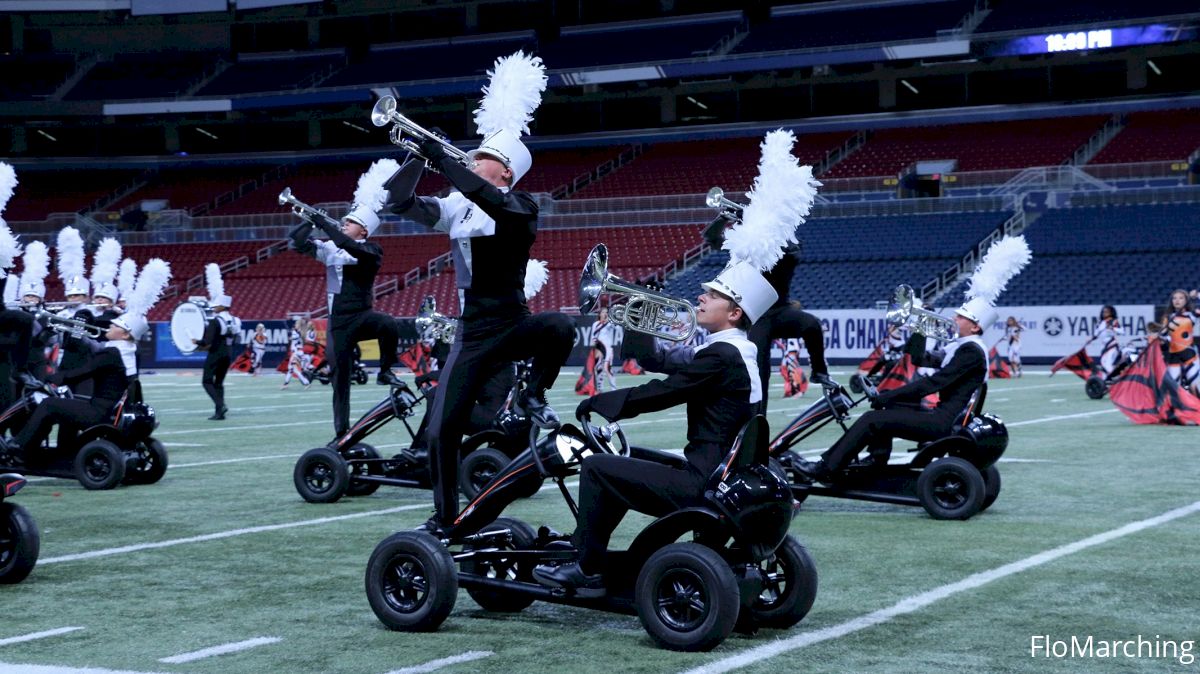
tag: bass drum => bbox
[170,300,212,354]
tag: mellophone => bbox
[169,297,213,354]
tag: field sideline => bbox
[2,367,1197,674]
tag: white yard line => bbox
[682,499,1200,674]
[154,419,330,436]
[1007,408,1118,427]
[158,637,280,664]
[382,651,494,674]
[0,665,168,674]
[170,454,297,469]
[0,627,84,647]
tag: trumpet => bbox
[579,244,697,343]
[370,96,475,173]
[278,188,342,229]
[36,310,105,339]
[706,186,745,222]
[415,296,457,345]
[885,284,958,342]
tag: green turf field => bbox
[2,367,1197,674]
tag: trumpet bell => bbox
[578,244,608,314]
[705,187,725,209]
[371,96,397,127]
[885,283,957,341]
[885,284,914,328]
[277,187,293,206]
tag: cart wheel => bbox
[355,369,369,386]
[346,444,382,497]
[916,456,985,520]
[0,502,39,584]
[747,535,818,629]
[293,447,349,504]
[981,464,1001,511]
[459,447,512,500]
[1085,376,1107,400]
[462,517,538,612]
[74,439,127,490]
[635,542,740,652]
[365,531,457,632]
[123,438,169,485]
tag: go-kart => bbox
[0,376,167,490]
[1084,343,1145,400]
[293,362,539,504]
[364,413,818,652]
[772,375,1006,520]
[0,473,39,583]
[306,358,369,387]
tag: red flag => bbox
[1050,347,1094,380]
[780,350,808,398]
[878,354,938,409]
[576,349,598,396]
[988,345,1013,379]
[1110,337,1200,425]
[858,340,885,373]
[276,347,291,372]
[231,347,253,372]
[398,342,434,378]
[621,358,644,375]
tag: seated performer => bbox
[1094,305,1124,377]
[532,262,777,591]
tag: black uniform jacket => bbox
[51,344,129,407]
[876,338,986,422]
[290,217,384,316]
[195,317,231,361]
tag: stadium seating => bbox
[3,169,142,223]
[1089,109,1200,164]
[64,52,218,101]
[109,165,279,215]
[322,35,535,88]
[732,0,974,54]
[538,15,740,68]
[196,52,345,96]
[0,54,75,101]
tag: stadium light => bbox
[686,96,709,110]
[1147,59,1162,75]
[195,127,219,140]
[35,129,57,141]
[342,120,369,133]
[900,79,919,94]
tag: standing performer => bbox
[0,167,28,409]
[193,264,238,420]
[795,237,1031,480]
[1160,289,1199,396]
[704,130,829,411]
[288,160,402,436]
[590,307,620,392]
[250,323,267,375]
[384,52,574,533]
[281,317,311,388]
[1003,316,1023,378]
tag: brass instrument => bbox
[885,284,958,342]
[415,296,457,345]
[370,96,475,172]
[278,188,342,229]
[579,244,697,343]
[36,310,104,339]
[706,186,745,222]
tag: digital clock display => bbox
[984,23,1195,57]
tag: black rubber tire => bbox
[0,502,39,584]
[1085,376,1107,400]
[459,447,512,500]
[354,369,369,386]
[635,542,741,652]
[346,444,382,497]
[981,464,1002,511]
[123,438,169,485]
[293,447,349,504]
[365,531,457,632]
[916,456,986,520]
[462,517,538,613]
[748,536,818,629]
[74,439,127,490]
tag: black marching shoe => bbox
[415,515,451,538]
[811,372,837,388]
[208,405,227,421]
[516,390,560,430]
[848,453,888,471]
[792,457,833,483]
[377,369,403,387]
[532,561,605,596]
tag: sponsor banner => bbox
[151,319,293,369]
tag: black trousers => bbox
[202,353,231,413]
[820,407,953,471]
[574,453,708,574]
[13,397,113,453]
[749,303,827,411]
[330,310,400,436]
[410,366,514,451]
[428,312,574,525]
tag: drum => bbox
[170,299,212,354]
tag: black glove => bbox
[576,397,593,420]
[48,371,65,386]
[417,129,449,165]
[869,390,891,410]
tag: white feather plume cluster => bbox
[3,275,17,304]
[19,240,48,290]
[91,237,121,289]
[723,130,822,272]
[0,220,19,279]
[204,262,224,300]
[56,226,86,284]
[966,235,1032,304]
[117,258,138,299]
[0,162,16,215]
[524,259,549,299]
[473,51,547,138]
[127,258,171,318]
[353,158,400,212]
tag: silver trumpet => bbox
[36,310,105,339]
[415,296,457,345]
[278,187,342,229]
[706,186,745,222]
[885,284,958,342]
[579,244,697,343]
[370,96,475,172]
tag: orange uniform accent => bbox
[1165,312,1195,355]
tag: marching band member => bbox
[590,307,620,392]
[384,52,574,533]
[288,160,402,437]
[54,227,93,391]
[82,238,124,331]
[1004,316,1023,378]
[0,184,30,409]
[116,257,138,313]
[281,317,312,388]
[193,263,238,420]
[796,236,1031,480]
[1093,305,1124,378]
[250,323,267,376]
[1160,289,1199,396]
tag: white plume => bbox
[117,258,138,299]
[966,235,1032,304]
[0,162,16,214]
[204,262,224,301]
[524,259,549,299]
[473,51,547,138]
[3,275,17,304]
[56,226,86,284]
[19,240,48,291]
[91,237,121,289]
[353,158,400,213]
[0,220,19,278]
[723,130,822,272]
[127,258,171,318]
